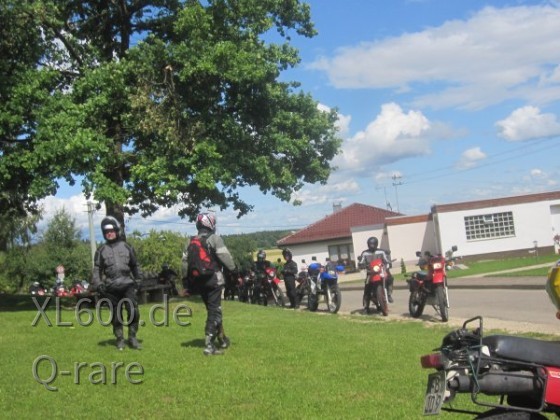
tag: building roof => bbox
[277,203,400,246]
[432,190,560,213]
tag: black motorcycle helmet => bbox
[101,216,120,242]
[257,250,266,261]
[282,248,292,259]
[367,236,378,251]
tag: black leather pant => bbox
[102,283,140,338]
[284,277,297,308]
[200,282,224,337]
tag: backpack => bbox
[186,235,220,279]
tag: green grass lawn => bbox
[1,295,558,419]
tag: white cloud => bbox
[335,103,434,174]
[456,147,487,169]
[292,178,360,206]
[496,106,560,141]
[311,4,560,109]
[319,102,351,138]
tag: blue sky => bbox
[42,0,560,237]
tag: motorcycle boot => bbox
[127,308,141,349]
[128,328,141,350]
[114,326,125,351]
[217,323,230,349]
[203,334,224,356]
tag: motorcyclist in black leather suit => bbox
[91,216,142,350]
[281,248,299,309]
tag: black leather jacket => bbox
[92,240,141,288]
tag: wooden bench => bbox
[137,275,174,304]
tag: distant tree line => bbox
[0,210,294,293]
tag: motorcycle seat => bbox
[482,335,560,367]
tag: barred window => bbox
[464,211,515,240]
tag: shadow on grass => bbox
[0,294,81,312]
[97,337,144,349]
[181,338,205,349]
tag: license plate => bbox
[423,371,446,415]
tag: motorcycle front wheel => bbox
[326,284,341,314]
[408,290,425,318]
[435,285,448,322]
[271,286,286,307]
[308,291,319,312]
[375,284,389,316]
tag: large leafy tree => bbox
[0,0,340,229]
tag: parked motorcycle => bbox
[223,270,240,301]
[362,255,392,316]
[420,315,560,418]
[29,282,47,296]
[238,270,256,303]
[69,280,90,297]
[295,270,311,306]
[255,266,286,307]
[406,246,457,322]
[52,279,70,297]
[308,263,342,314]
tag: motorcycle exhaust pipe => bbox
[448,371,541,396]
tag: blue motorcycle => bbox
[307,263,343,314]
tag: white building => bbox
[278,190,560,267]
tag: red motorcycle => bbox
[406,246,457,322]
[363,256,390,316]
[420,316,560,418]
[69,280,89,297]
[256,267,286,307]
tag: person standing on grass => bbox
[253,249,272,303]
[91,216,142,351]
[281,248,298,309]
[182,213,237,356]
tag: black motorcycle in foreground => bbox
[420,316,560,418]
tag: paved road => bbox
[309,280,560,335]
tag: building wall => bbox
[385,219,437,264]
[285,239,355,270]
[436,199,560,258]
[351,224,385,264]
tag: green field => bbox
[1,294,558,419]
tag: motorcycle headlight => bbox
[373,265,381,273]
[432,262,443,270]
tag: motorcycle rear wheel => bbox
[375,284,389,316]
[408,290,425,318]
[326,284,341,314]
[295,283,308,305]
[435,285,448,322]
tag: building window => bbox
[464,211,515,240]
[327,244,354,268]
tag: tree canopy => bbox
[0,0,341,228]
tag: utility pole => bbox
[392,174,403,213]
[375,185,391,210]
[87,201,96,267]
